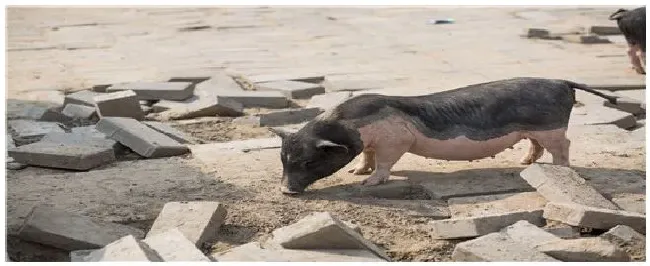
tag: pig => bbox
[609,7,646,74]
[269,77,619,195]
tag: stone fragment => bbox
[520,163,619,210]
[421,173,534,200]
[8,142,116,170]
[537,237,630,262]
[40,107,73,123]
[46,126,122,151]
[307,91,353,110]
[194,74,244,92]
[611,193,645,214]
[8,120,65,145]
[564,34,611,44]
[84,235,162,262]
[268,212,390,260]
[600,225,646,261]
[147,201,227,247]
[64,90,104,107]
[501,220,561,249]
[61,104,98,121]
[213,241,385,262]
[526,28,550,38]
[429,210,544,239]
[143,121,195,144]
[70,249,94,262]
[448,192,547,218]
[452,232,559,262]
[589,25,622,35]
[142,228,211,261]
[168,76,211,84]
[244,73,325,84]
[152,97,243,120]
[543,223,581,239]
[13,105,48,120]
[349,198,450,219]
[259,108,323,126]
[96,117,189,158]
[93,90,144,120]
[543,202,645,234]
[215,90,289,108]
[17,205,145,251]
[106,82,195,101]
[257,80,325,99]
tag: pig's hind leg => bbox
[520,139,545,165]
[528,128,570,166]
[348,149,375,175]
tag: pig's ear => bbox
[609,9,628,20]
[315,139,349,153]
[268,127,293,139]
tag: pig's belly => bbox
[409,130,525,161]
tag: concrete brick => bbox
[61,104,98,121]
[93,90,144,120]
[537,237,630,262]
[212,241,385,262]
[147,201,227,247]
[106,82,195,101]
[600,225,645,261]
[452,232,559,262]
[245,73,325,84]
[142,228,211,261]
[168,76,212,84]
[41,127,122,152]
[13,105,49,120]
[40,107,73,123]
[8,120,65,145]
[215,90,289,108]
[520,163,619,210]
[232,116,261,126]
[611,193,645,214]
[64,90,104,107]
[8,142,116,170]
[259,108,323,126]
[564,34,611,44]
[429,210,544,239]
[501,220,561,249]
[70,249,94,262]
[85,235,162,262]
[268,212,390,260]
[543,223,581,239]
[448,192,547,218]
[322,77,383,92]
[96,117,189,158]
[152,97,243,120]
[349,198,450,219]
[17,205,145,251]
[194,74,244,92]
[143,121,195,144]
[526,28,550,38]
[421,172,534,200]
[257,80,325,99]
[543,202,646,234]
[604,97,645,115]
[589,25,622,35]
[306,91,353,110]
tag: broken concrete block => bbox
[84,235,162,262]
[349,198,450,219]
[245,73,325,84]
[501,220,561,250]
[215,90,289,108]
[96,117,189,158]
[232,116,261,126]
[152,97,243,120]
[41,127,122,153]
[70,249,94,262]
[8,120,65,145]
[194,74,244,91]
[307,91,353,111]
[213,241,385,262]
[93,90,144,120]
[452,232,559,262]
[526,28,550,38]
[564,34,611,44]
[429,210,544,239]
[106,82,195,101]
[421,173,534,200]
[13,105,49,120]
[448,192,547,218]
[543,223,581,239]
[604,97,645,115]
[17,205,145,251]
[268,212,390,260]
[61,104,98,121]
[611,193,645,214]
[147,201,227,247]
[543,202,645,234]
[257,80,325,99]
[259,108,323,126]
[143,121,195,144]
[40,107,73,123]
[8,142,116,170]
[589,25,622,35]
[600,225,645,261]
[322,77,384,92]
[537,237,630,262]
[168,76,211,84]
[142,228,211,261]
[63,90,104,107]
[520,163,619,210]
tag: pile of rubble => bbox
[6,72,377,171]
[524,25,622,44]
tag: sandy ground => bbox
[5,6,646,262]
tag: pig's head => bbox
[609,8,628,20]
[269,119,363,195]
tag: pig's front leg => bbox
[628,44,646,74]
[360,122,415,186]
[348,149,375,175]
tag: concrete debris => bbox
[142,228,211,261]
[543,202,645,234]
[448,192,547,218]
[536,237,631,262]
[64,90,104,107]
[93,90,144,120]
[107,81,195,101]
[429,210,544,239]
[147,201,227,247]
[84,235,162,262]
[8,141,116,170]
[421,172,534,200]
[257,80,325,99]
[96,117,189,158]
[212,241,385,262]
[61,104,98,121]
[452,232,559,261]
[8,120,65,145]
[600,225,646,261]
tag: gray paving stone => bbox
[215,90,289,108]
[168,76,211,84]
[70,249,94,262]
[564,34,611,44]
[543,202,646,234]
[8,120,65,145]
[589,25,622,35]
[245,73,325,84]
[520,163,619,210]
[41,126,122,152]
[259,108,323,126]
[147,201,227,247]
[452,232,559,262]
[537,237,630,262]
[429,210,544,239]
[93,90,144,120]
[421,172,534,200]
[84,235,162,262]
[142,228,211,261]
[61,104,98,121]
[17,205,145,251]
[501,220,561,250]
[143,121,195,144]
[63,90,104,107]
[8,141,116,170]
[600,225,646,260]
[448,192,547,218]
[95,117,189,158]
[543,223,581,239]
[106,82,195,101]
[151,97,243,120]
[212,241,386,262]
[306,91,353,110]
[257,80,325,99]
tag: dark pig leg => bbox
[528,128,571,166]
[348,149,376,175]
[520,139,545,165]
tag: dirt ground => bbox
[5,6,646,262]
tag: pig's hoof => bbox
[348,167,373,175]
[360,175,388,186]
[520,158,534,165]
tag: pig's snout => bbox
[280,174,305,195]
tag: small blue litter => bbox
[427,18,455,25]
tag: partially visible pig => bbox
[269,78,619,195]
[609,7,646,74]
